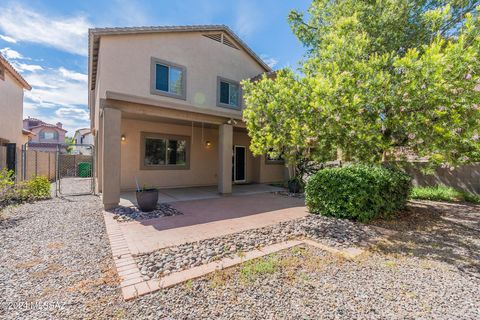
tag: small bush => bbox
[23,176,51,200]
[1,173,51,211]
[305,164,411,222]
[410,185,480,204]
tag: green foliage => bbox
[410,185,480,203]
[305,165,412,221]
[0,174,51,210]
[65,136,75,154]
[240,255,278,281]
[0,168,15,194]
[24,176,51,200]
[243,1,480,167]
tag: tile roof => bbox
[0,53,31,90]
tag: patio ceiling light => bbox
[205,140,212,148]
[121,134,126,142]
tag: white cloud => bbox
[0,47,23,59]
[55,107,89,120]
[260,54,278,69]
[59,67,88,82]
[12,62,44,72]
[0,34,17,43]
[25,67,87,107]
[0,47,44,72]
[0,5,90,56]
[234,1,263,39]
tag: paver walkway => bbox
[109,192,307,254]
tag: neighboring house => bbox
[23,117,67,152]
[74,128,94,145]
[0,54,33,147]
[89,25,286,209]
[72,128,94,154]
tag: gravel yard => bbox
[0,195,124,320]
[136,214,381,280]
[1,195,479,319]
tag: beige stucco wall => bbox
[94,32,266,122]
[119,119,284,190]
[0,71,24,145]
[258,156,287,184]
[120,118,219,190]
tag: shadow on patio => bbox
[116,191,307,254]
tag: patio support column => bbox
[102,107,121,209]
[218,123,233,194]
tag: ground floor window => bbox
[266,149,284,164]
[141,132,190,170]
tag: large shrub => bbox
[305,164,411,221]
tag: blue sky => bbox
[0,0,310,135]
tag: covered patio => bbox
[97,92,285,209]
[119,183,284,206]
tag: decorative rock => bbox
[111,203,183,222]
[134,213,382,279]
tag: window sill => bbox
[140,164,190,170]
[216,102,242,111]
[150,88,186,101]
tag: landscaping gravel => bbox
[135,214,382,280]
[1,192,478,319]
[112,203,183,222]
[0,195,124,320]
[129,245,480,319]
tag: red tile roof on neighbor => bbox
[24,117,68,132]
[22,129,35,136]
[28,123,68,132]
[0,53,31,90]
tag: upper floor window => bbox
[40,130,58,140]
[150,57,186,100]
[217,77,240,109]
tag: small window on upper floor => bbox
[217,77,240,109]
[150,57,186,100]
[40,130,58,140]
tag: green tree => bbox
[242,0,480,169]
[65,136,75,154]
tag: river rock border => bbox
[111,203,183,222]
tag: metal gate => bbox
[56,144,95,196]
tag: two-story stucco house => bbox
[23,117,67,152]
[0,54,32,147]
[89,25,286,209]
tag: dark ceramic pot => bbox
[288,180,301,194]
[136,189,159,212]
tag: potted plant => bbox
[287,176,302,193]
[135,184,158,212]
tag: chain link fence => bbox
[0,144,95,196]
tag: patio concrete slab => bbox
[119,184,284,207]
[114,192,307,254]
